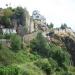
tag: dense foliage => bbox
[48,22,54,29]
[0,6,75,75]
[60,23,67,29]
[0,8,13,28]
[0,66,19,75]
[11,34,22,51]
[30,32,50,57]
[0,31,75,75]
[30,32,74,75]
[0,7,28,32]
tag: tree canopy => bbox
[48,22,54,29]
[60,23,67,29]
[0,7,27,28]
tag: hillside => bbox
[0,31,75,75]
[0,6,75,75]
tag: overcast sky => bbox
[0,0,75,31]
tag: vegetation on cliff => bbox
[0,6,75,75]
[0,32,75,75]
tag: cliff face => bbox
[62,36,75,65]
[51,30,75,66]
[51,28,75,64]
[54,32,75,66]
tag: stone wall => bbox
[29,17,35,33]
[54,28,74,35]
[0,39,10,47]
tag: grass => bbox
[0,47,40,66]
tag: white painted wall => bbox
[2,28,16,34]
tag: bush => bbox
[0,66,19,75]
[35,58,52,75]
[26,63,45,75]
[18,63,45,75]
[11,34,22,51]
[48,58,58,71]
[30,32,50,57]
[4,34,11,39]
[0,35,4,39]
[48,44,71,69]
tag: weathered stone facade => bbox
[32,10,47,31]
[0,9,47,35]
[29,17,35,33]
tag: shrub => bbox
[4,34,11,39]
[19,63,45,75]
[0,35,4,39]
[0,66,19,75]
[30,32,50,57]
[11,34,22,51]
[48,58,58,71]
[35,58,52,75]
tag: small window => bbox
[36,16,39,18]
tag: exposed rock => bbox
[62,36,75,65]
[46,29,75,66]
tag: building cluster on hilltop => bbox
[0,9,47,35]
[32,10,47,31]
[29,10,47,33]
[0,8,74,37]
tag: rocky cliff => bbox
[50,30,75,66]
[62,36,75,65]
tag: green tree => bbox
[14,7,26,26]
[3,8,13,18]
[1,7,13,28]
[11,35,22,51]
[30,32,50,57]
[1,16,11,28]
[14,7,28,33]
[48,22,54,29]
[60,23,67,29]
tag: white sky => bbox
[0,0,75,31]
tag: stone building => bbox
[0,9,47,35]
[29,17,35,33]
[32,10,47,31]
